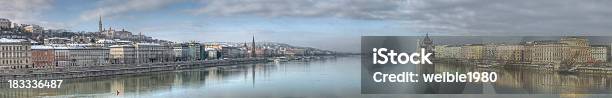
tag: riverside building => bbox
[0,38,31,69]
[52,45,110,67]
[110,45,136,64]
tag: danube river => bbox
[1,56,612,97]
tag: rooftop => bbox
[0,38,27,43]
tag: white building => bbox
[134,43,173,64]
[24,24,43,34]
[435,45,462,59]
[591,46,607,63]
[496,45,524,62]
[0,38,31,69]
[110,45,136,64]
[51,45,110,67]
[173,44,189,61]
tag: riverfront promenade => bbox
[0,58,270,81]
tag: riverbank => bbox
[0,56,336,81]
[436,58,612,74]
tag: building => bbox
[134,43,173,64]
[44,37,71,44]
[560,37,592,63]
[483,44,497,60]
[173,44,189,61]
[0,18,11,30]
[462,44,484,60]
[431,37,606,69]
[204,44,222,50]
[528,42,570,69]
[590,46,607,63]
[111,43,174,64]
[255,48,266,57]
[99,15,103,32]
[205,48,219,59]
[436,45,463,59]
[187,43,202,60]
[23,24,43,34]
[71,36,94,44]
[0,38,31,69]
[173,42,203,61]
[419,34,435,59]
[221,46,244,58]
[31,45,56,68]
[495,45,524,62]
[251,35,256,58]
[110,45,136,64]
[52,45,110,67]
[286,48,305,57]
[199,44,207,60]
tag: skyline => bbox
[3,0,612,52]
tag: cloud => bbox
[0,0,53,25]
[188,0,408,20]
[188,0,612,35]
[401,0,612,35]
[80,0,183,21]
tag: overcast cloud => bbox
[0,0,53,26]
[191,0,612,35]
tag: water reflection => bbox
[433,62,612,94]
[0,57,357,97]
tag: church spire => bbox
[423,33,432,44]
[98,15,103,32]
[251,34,256,58]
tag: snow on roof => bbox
[116,40,133,43]
[0,38,27,43]
[46,37,70,40]
[96,39,116,43]
[204,48,218,51]
[31,45,54,50]
[135,43,161,46]
[109,44,134,48]
[32,44,107,50]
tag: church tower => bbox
[420,33,435,58]
[251,34,256,58]
[99,15,103,32]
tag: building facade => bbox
[187,43,202,60]
[53,46,110,67]
[0,18,11,30]
[462,44,483,60]
[173,44,189,61]
[134,43,173,64]
[0,38,31,69]
[590,46,607,63]
[31,45,55,68]
[495,45,524,62]
[110,45,136,64]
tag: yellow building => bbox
[560,37,592,63]
[461,44,483,60]
[528,42,570,69]
[110,45,136,64]
[495,45,524,62]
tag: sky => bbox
[2,0,612,53]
